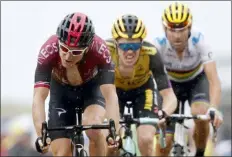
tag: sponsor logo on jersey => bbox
[38,42,58,64]
[55,108,67,117]
[137,64,144,71]
[98,44,111,64]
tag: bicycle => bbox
[167,101,217,157]
[117,101,166,157]
[41,107,116,157]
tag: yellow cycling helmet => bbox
[112,14,147,40]
[162,2,192,29]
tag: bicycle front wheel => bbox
[74,148,87,157]
[173,144,184,157]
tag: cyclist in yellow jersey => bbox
[105,14,177,156]
[154,2,223,156]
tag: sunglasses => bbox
[165,20,190,30]
[58,41,88,56]
[118,43,142,52]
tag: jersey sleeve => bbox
[94,37,115,85]
[149,51,172,91]
[195,32,214,64]
[34,62,52,89]
[34,35,59,89]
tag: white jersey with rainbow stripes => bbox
[154,30,214,82]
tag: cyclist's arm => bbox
[33,87,49,137]
[203,60,221,108]
[98,64,120,131]
[198,34,221,108]
[150,52,177,115]
[159,88,177,116]
[97,39,120,131]
[33,62,52,137]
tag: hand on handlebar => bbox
[106,134,122,149]
[106,119,122,152]
[35,136,51,153]
[157,110,168,129]
[206,107,223,129]
[35,121,51,154]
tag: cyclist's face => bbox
[117,38,141,67]
[166,27,189,52]
[59,42,86,68]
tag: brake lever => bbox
[41,121,48,146]
[209,111,217,143]
[109,119,116,142]
[158,111,167,149]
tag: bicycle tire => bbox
[72,133,86,157]
[121,152,136,157]
[73,147,87,157]
[173,144,184,157]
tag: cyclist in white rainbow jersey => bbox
[154,2,223,156]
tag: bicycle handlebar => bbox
[119,117,159,125]
[115,115,166,148]
[167,110,215,121]
[167,111,217,142]
[46,123,111,131]
[41,119,117,145]
[167,114,210,121]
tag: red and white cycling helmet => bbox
[56,12,95,47]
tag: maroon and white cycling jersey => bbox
[34,34,114,89]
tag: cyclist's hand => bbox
[106,134,122,150]
[35,136,51,154]
[158,110,167,129]
[207,107,223,128]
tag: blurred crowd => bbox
[1,104,231,156]
[1,114,52,156]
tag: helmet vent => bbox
[63,31,68,41]
[181,5,184,19]
[82,25,87,32]
[70,13,74,19]
[88,26,92,32]
[66,21,70,29]
[77,25,81,32]
[70,36,76,44]
[71,24,75,31]
[77,16,81,23]
[85,17,89,23]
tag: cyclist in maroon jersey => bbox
[32,12,120,156]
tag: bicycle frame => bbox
[168,101,216,157]
[118,102,166,156]
[120,102,137,156]
[172,101,189,156]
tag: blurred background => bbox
[1,1,231,156]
